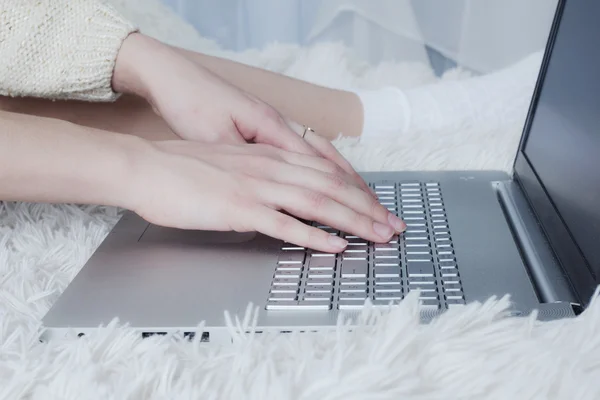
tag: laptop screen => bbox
[517,0,600,303]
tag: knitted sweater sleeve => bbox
[0,0,138,101]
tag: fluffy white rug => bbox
[1,1,599,399]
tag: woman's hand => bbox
[112,33,373,196]
[129,141,406,252]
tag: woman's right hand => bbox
[129,141,406,252]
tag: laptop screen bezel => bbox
[512,0,597,306]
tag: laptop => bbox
[41,0,599,344]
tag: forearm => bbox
[0,0,136,101]
[175,48,364,139]
[0,111,144,207]
[0,94,178,142]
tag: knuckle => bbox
[325,173,347,192]
[273,213,295,234]
[257,104,283,124]
[331,163,346,177]
[240,154,279,172]
[304,190,329,211]
[371,197,385,217]
[253,143,283,159]
[317,159,339,175]
[352,210,369,227]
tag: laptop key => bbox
[340,278,368,285]
[443,283,462,292]
[405,240,430,247]
[276,264,302,271]
[406,253,433,262]
[408,283,437,292]
[311,251,336,257]
[305,286,333,294]
[406,249,432,255]
[434,233,451,241]
[274,270,301,279]
[374,266,401,278]
[372,299,401,307]
[296,301,332,310]
[338,299,366,310]
[343,251,368,260]
[307,270,334,279]
[446,297,466,305]
[374,250,400,259]
[281,244,305,251]
[374,291,403,299]
[338,292,367,300]
[273,278,300,286]
[407,261,435,277]
[306,278,334,286]
[420,298,440,309]
[271,285,299,294]
[374,243,399,250]
[441,268,459,278]
[339,284,367,293]
[374,286,402,294]
[375,276,401,288]
[341,259,368,278]
[344,244,369,251]
[277,251,305,264]
[301,292,332,301]
[308,257,335,270]
[268,293,297,301]
[404,230,428,238]
[266,301,331,310]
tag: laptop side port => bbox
[141,331,210,342]
[182,332,210,342]
[142,332,168,338]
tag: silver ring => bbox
[302,125,314,139]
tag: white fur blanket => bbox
[1,1,599,399]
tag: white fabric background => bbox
[161,0,558,73]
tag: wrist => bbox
[112,33,165,100]
[89,132,156,211]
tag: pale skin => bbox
[0,36,363,141]
[0,33,404,252]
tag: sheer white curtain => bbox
[161,0,558,73]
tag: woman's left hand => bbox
[112,33,373,196]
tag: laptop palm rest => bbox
[42,225,280,330]
[139,225,258,245]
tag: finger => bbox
[272,152,360,188]
[302,128,376,198]
[282,119,375,199]
[167,139,363,192]
[246,206,348,252]
[256,181,396,243]
[254,160,401,230]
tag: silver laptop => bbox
[41,0,599,344]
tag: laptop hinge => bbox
[493,180,577,304]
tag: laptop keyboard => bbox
[265,181,466,311]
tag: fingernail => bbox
[388,213,407,232]
[328,235,348,249]
[373,221,394,239]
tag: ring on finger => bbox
[302,125,314,139]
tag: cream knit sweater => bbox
[0,0,137,101]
